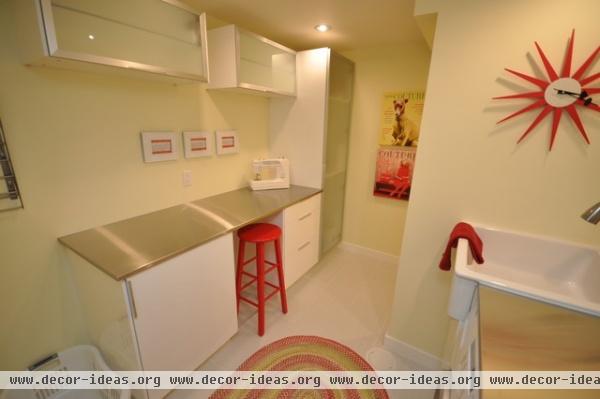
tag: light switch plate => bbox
[182,170,192,187]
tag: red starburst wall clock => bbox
[494,30,599,150]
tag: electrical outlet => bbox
[182,170,192,187]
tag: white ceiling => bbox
[182,0,425,52]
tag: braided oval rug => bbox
[209,335,389,399]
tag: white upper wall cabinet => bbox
[207,25,296,97]
[15,0,209,82]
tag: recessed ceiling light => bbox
[88,34,95,40]
[314,24,331,33]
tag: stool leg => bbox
[274,238,288,314]
[256,242,266,336]
[235,239,245,314]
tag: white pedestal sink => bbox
[448,224,600,320]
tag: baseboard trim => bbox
[383,334,446,370]
[338,241,398,263]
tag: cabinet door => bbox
[321,53,354,253]
[283,194,321,287]
[127,233,237,373]
[36,0,209,81]
[237,30,296,95]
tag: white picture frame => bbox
[141,131,178,163]
[183,131,213,158]
[215,130,239,155]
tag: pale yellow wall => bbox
[0,1,270,369]
[414,0,439,50]
[341,44,431,256]
[413,0,443,16]
[389,0,600,357]
[415,14,437,50]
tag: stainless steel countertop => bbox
[58,185,321,281]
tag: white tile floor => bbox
[169,245,434,399]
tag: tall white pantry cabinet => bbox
[270,48,354,255]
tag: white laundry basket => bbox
[2,345,130,399]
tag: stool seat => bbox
[238,223,282,243]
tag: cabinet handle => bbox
[126,281,138,319]
[298,212,312,221]
[298,241,311,251]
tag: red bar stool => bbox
[236,223,288,336]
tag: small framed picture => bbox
[183,131,213,158]
[215,130,239,155]
[141,132,178,163]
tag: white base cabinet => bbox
[68,197,320,399]
[239,194,322,289]
[69,233,238,399]
[126,233,238,372]
[282,194,321,287]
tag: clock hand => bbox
[583,97,595,106]
[553,89,596,106]
[553,88,588,98]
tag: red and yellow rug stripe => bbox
[210,335,389,399]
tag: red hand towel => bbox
[439,222,484,271]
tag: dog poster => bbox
[374,91,423,200]
[378,91,425,146]
[373,147,416,201]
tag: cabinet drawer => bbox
[286,210,318,251]
[284,195,320,248]
[285,194,320,221]
[284,234,319,288]
[282,194,321,287]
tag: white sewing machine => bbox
[250,158,290,191]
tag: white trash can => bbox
[2,345,130,399]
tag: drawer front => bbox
[284,237,319,287]
[285,194,320,250]
[285,193,319,221]
[283,194,321,287]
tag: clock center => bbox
[545,77,581,108]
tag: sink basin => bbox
[448,224,600,319]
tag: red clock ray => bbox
[494,30,599,150]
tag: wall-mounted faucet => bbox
[581,202,600,224]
